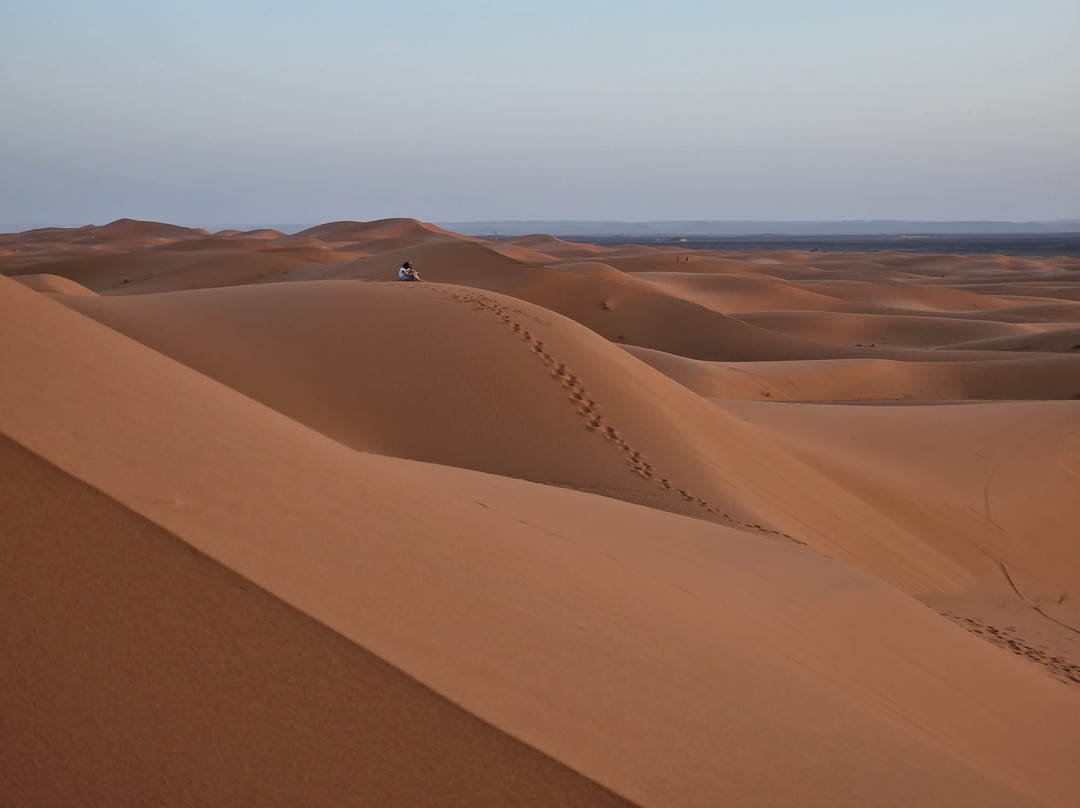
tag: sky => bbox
[2,0,1078,226]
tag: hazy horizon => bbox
[4,1,1078,224]
[4,217,1080,238]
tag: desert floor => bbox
[3,218,1079,807]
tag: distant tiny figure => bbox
[398,260,422,282]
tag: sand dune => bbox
[626,346,1080,401]
[0,218,207,249]
[630,270,856,312]
[1,435,634,808]
[215,227,286,239]
[713,397,1080,675]
[303,240,858,360]
[11,272,97,296]
[4,248,320,295]
[6,277,1080,807]
[944,327,1080,352]
[3,249,200,290]
[797,279,1019,312]
[736,309,1041,347]
[957,283,1080,301]
[91,217,209,241]
[980,301,1080,323]
[485,241,560,262]
[4,221,1080,806]
[68,277,1055,563]
[58,279,872,531]
[147,235,277,252]
[508,233,615,256]
[291,218,468,252]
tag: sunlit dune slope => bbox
[626,345,1080,402]
[629,270,858,312]
[12,273,97,296]
[795,279,1027,312]
[5,277,1080,808]
[485,241,560,262]
[716,398,1080,596]
[714,397,1080,675]
[945,327,1080,352]
[60,278,842,529]
[736,310,1041,348]
[507,233,615,256]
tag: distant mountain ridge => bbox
[440,220,1080,237]
[5,218,1078,239]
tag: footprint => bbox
[447,291,732,524]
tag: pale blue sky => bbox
[2,0,1077,225]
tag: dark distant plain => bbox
[559,233,1080,258]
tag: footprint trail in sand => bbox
[443,287,795,540]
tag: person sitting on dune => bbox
[398,260,422,282]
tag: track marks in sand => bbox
[998,561,1080,638]
[443,288,797,541]
[939,610,1080,687]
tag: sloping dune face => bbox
[11,272,97,296]
[4,221,1080,807]
[0,435,634,808]
[55,281,878,530]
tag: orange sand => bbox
[3,218,1079,807]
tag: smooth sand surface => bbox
[4,219,1080,807]
[624,347,1080,402]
